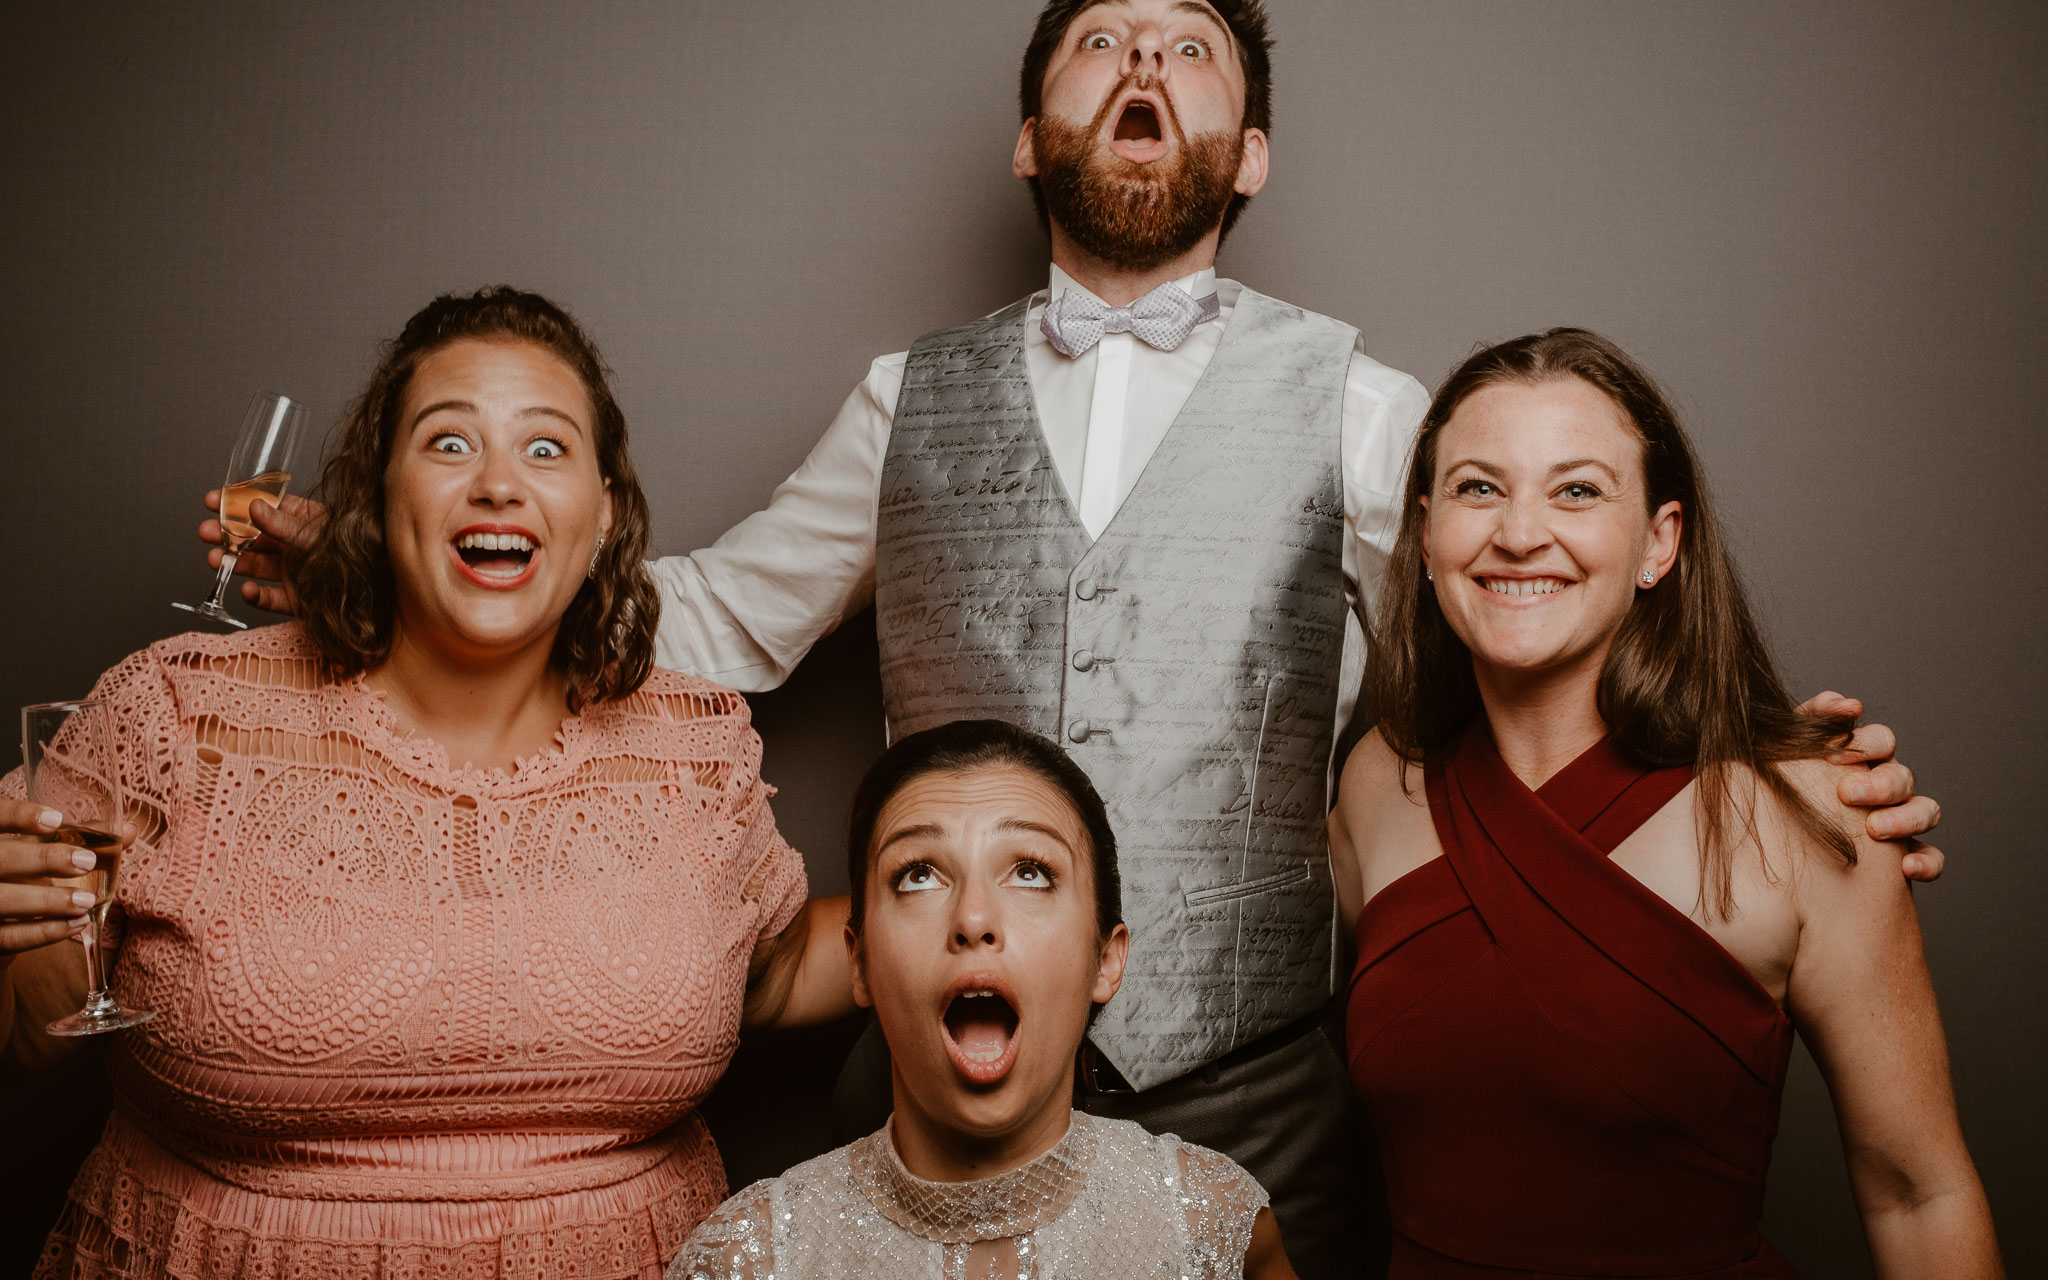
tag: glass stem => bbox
[80,920,110,1003]
[204,550,241,609]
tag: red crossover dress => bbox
[1346,723,1798,1279]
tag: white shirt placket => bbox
[1076,329,1132,540]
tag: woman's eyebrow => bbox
[1548,458,1623,484]
[410,398,475,427]
[873,823,945,859]
[519,405,587,433]
[994,818,1075,853]
[1441,458,1506,479]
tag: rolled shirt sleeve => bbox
[648,354,905,691]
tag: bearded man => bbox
[673,8,1418,1268]
[201,3,1945,1275]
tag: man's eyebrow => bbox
[1171,0,1232,41]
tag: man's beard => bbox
[1033,85,1242,273]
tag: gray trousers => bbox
[832,1011,1389,1280]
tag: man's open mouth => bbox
[941,981,1022,1085]
[1114,100,1163,144]
[1105,93,1171,163]
[454,530,538,583]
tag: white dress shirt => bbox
[649,267,1429,736]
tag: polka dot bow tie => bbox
[1039,283,1222,358]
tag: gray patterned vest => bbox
[875,289,1354,1088]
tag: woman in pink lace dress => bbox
[0,287,854,1279]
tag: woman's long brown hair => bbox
[289,286,659,710]
[1370,328,1855,917]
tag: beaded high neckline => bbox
[848,1111,1099,1244]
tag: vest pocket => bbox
[1182,862,1313,908]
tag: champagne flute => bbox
[23,700,155,1036]
[173,391,308,629]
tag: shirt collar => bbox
[1046,262,1218,306]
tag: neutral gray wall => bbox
[2,2,2041,1274]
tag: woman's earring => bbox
[1641,570,1655,585]
[1425,567,1434,582]
[588,535,607,580]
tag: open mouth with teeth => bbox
[453,530,539,587]
[1478,576,1572,597]
[942,986,1022,1085]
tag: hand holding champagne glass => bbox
[19,699,154,1036]
[175,392,308,629]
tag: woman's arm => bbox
[1778,762,2002,1278]
[1242,1206,1300,1280]
[1329,731,1436,942]
[742,894,856,1031]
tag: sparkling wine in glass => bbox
[173,391,308,629]
[22,699,155,1036]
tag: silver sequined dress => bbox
[667,1110,1269,1279]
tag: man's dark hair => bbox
[1017,0,1275,240]
[846,719,1122,940]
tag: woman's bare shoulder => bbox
[1741,757,1908,913]
[1336,729,1428,826]
[1333,729,1439,910]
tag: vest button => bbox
[1067,719,1091,744]
[1074,578,1098,601]
[1071,650,1095,672]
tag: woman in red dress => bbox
[1330,329,2000,1278]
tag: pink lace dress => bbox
[13,625,808,1280]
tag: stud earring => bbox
[1641,570,1655,585]
[1425,568,1434,582]
[588,534,607,579]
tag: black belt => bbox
[1076,1009,1326,1095]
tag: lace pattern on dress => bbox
[848,1113,1096,1244]
[20,625,808,1280]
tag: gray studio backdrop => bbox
[1,1,2041,1274]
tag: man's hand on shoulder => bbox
[1801,692,1944,882]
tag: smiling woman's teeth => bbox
[457,532,534,552]
[1483,578,1567,596]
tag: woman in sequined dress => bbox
[670,718,1297,1280]
[0,287,859,1279]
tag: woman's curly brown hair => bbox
[289,286,659,710]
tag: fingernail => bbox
[71,890,96,910]
[37,808,61,831]
[71,849,97,872]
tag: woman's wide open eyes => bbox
[428,433,473,455]
[892,861,946,893]
[1003,859,1057,890]
[525,438,565,459]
